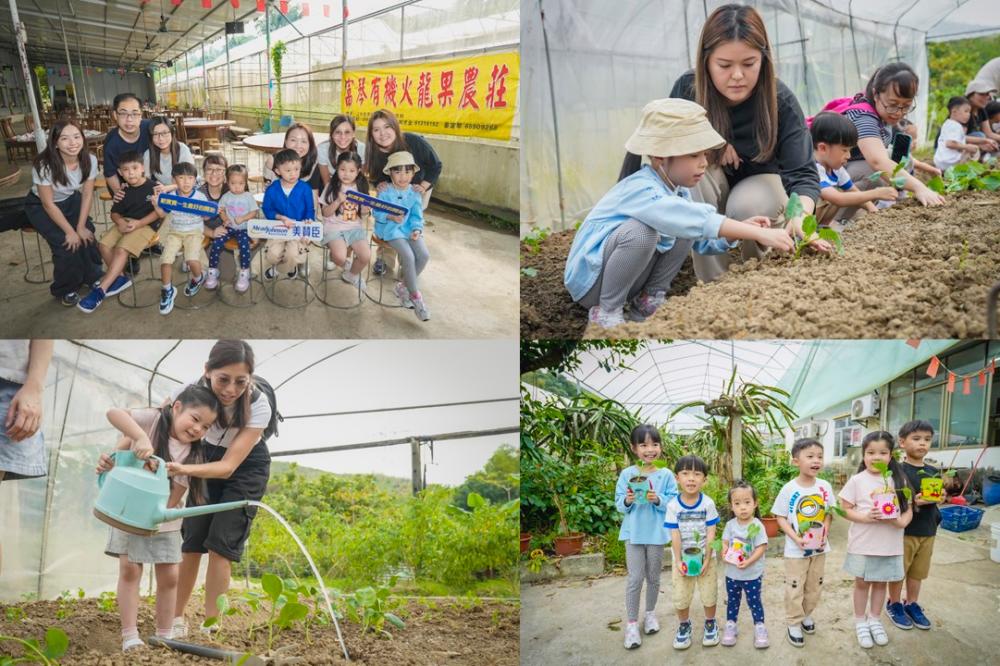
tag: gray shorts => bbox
[0,378,46,480]
[105,527,183,564]
[323,226,367,247]
[842,552,904,582]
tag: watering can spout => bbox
[164,499,250,522]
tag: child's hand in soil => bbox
[914,186,945,207]
[754,226,795,253]
[624,486,635,506]
[871,186,899,201]
[786,217,833,253]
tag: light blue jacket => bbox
[615,465,679,545]
[564,165,734,301]
[373,185,424,241]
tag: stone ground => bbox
[0,148,517,339]
[521,504,1000,665]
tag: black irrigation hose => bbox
[988,280,1000,339]
[146,636,267,665]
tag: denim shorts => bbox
[0,378,47,480]
[842,552,904,582]
[323,226,367,247]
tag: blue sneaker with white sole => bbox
[104,275,133,297]
[702,619,720,646]
[77,287,106,313]
[673,621,692,650]
[904,602,931,629]
[886,601,912,629]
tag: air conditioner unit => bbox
[802,422,819,438]
[851,393,880,420]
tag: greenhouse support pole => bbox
[341,0,347,104]
[225,32,233,111]
[410,438,422,496]
[9,0,46,151]
[74,37,89,109]
[202,40,209,112]
[265,1,272,126]
[185,51,191,109]
[539,1,566,230]
[731,414,743,486]
[56,2,79,114]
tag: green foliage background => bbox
[926,36,1000,144]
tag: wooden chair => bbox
[0,167,20,189]
[24,115,35,133]
[175,116,202,155]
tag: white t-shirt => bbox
[0,340,31,385]
[934,119,967,170]
[664,492,720,553]
[815,162,853,191]
[166,188,210,234]
[143,143,194,187]
[770,477,834,558]
[31,154,99,202]
[316,139,366,168]
[170,380,271,449]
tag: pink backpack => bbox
[806,96,878,128]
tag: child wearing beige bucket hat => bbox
[564,98,794,329]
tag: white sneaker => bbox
[868,618,888,646]
[393,281,414,308]
[411,293,430,321]
[122,636,145,652]
[588,305,625,329]
[624,620,641,649]
[171,617,188,638]
[855,619,874,649]
[325,257,338,271]
[205,267,220,290]
[643,611,660,635]
[341,269,365,291]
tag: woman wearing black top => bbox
[366,109,443,211]
[651,4,827,282]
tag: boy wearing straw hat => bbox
[564,98,794,329]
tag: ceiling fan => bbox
[156,0,188,34]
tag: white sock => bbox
[855,615,868,625]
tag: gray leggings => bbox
[388,236,430,294]
[625,542,664,621]
[579,220,692,312]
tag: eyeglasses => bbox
[206,167,226,174]
[151,131,172,138]
[116,111,142,119]
[877,94,915,115]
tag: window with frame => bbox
[832,416,861,458]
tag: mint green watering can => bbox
[93,451,248,536]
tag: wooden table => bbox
[5,131,105,165]
[182,119,236,142]
[241,132,291,154]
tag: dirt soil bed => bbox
[0,597,519,665]
[520,231,698,339]
[521,192,1000,339]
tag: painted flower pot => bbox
[520,532,531,554]
[553,532,584,556]
[628,476,649,505]
[761,516,780,538]
[682,547,703,576]
[873,492,900,519]
[800,521,825,550]
[724,537,748,566]
[921,477,944,503]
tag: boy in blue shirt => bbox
[262,149,315,280]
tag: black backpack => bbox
[251,375,283,442]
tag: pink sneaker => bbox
[721,620,737,646]
[205,268,220,290]
[235,269,250,293]
[753,623,769,649]
[626,290,666,321]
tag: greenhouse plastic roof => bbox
[564,340,958,429]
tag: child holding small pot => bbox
[614,425,678,650]
[720,480,769,648]
[886,420,945,630]
[664,454,720,650]
[838,431,913,649]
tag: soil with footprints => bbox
[520,192,1000,339]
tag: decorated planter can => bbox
[724,537,749,566]
[682,547,703,576]
[873,492,900,519]
[921,477,944,503]
[627,476,649,504]
[800,521,825,550]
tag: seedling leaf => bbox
[868,171,884,182]
[262,573,283,602]
[277,601,309,627]
[831,505,847,518]
[784,192,803,220]
[801,214,817,237]
[43,627,69,659]
[385,612,406,629]
[817,228,843,253]
[926,175,945,194]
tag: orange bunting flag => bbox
[962,377,971,395]
[171,0,182,6]
[323,4,330,17]
[946,372,956,393]
[926,356,940,378]
[202,0,211,8]
[230,0,239,8]
[302,2,309,15]
[344,4,349,19]
[980,371,987,387]
[256,0,264,10]
[905,339,921,349]
[279,0,288,13]
[990,360,997,375]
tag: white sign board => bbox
[247,220,324,241]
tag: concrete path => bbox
[521,505,1000,665]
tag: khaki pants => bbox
[671,550,718,611]
[689,165,787,283]
[784,553,826,626]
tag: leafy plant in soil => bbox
[53,590,83,621]
[784,192,842,258]
[340,577,405,638]
[520,227,550,278]
[0,627,69,665]
[260,574,309,653]
[931,158,1000,193]
[3,606,25,624]
[868,155,911,189]
[95,592,116,614]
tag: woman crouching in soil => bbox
[563,99,794,329]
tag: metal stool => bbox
[217,237,264,308]
[170,244,219,312]
[19,223,51,284]
[116,233,162,309]
[248,175,267,194]
[262,243,314,309]
[312,240,363,310]
[364,234,407,309]
[230,140,250,166]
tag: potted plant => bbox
[723,522,761,566]
[520,532,532,554]
[536,454,584,556]
[551,489,584,556]
[916,467,956,503]
[682,531,723,576]
[799,521,826,550]
[755,472,783,538]
[871,461,912,519]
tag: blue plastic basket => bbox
[939,505,984,533]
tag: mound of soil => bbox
[521,192,1000,339]
[520,231,698,339]
[0,596,519,665]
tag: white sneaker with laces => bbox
[205,268,220,290]
[643,611,660,635]
[624,620,641,649]
[122,635,145,652]
[411,293,430,321]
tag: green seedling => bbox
[342,577,405,639]
[872,460,913,502]
[785,192,843,258]
[939,160,1000,193]
[520,267,538,278]
[260,573,309,653]
[0,627,69,665]
[868,155,910,189]
[96,591,116,614]
[521,227,550,255]
[53,589,83,621]
[4,606,26,623]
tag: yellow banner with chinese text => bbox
[342,51,519,141]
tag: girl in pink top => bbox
[96,385,220,653]
[838,431,913,650]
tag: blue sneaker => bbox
[372,257,387,276]
[702,619,720,646]
[904,602,931,630]
[159,284,176,315]
[672,621,692,650]
[104,275,133,297]
[886,601,912,629]
[184,272,206,297]
[77,287,105,313]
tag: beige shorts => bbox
[160,230,204,265]
[903,535,935,580]
[100,225,158,258]
[671,549,718,610]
